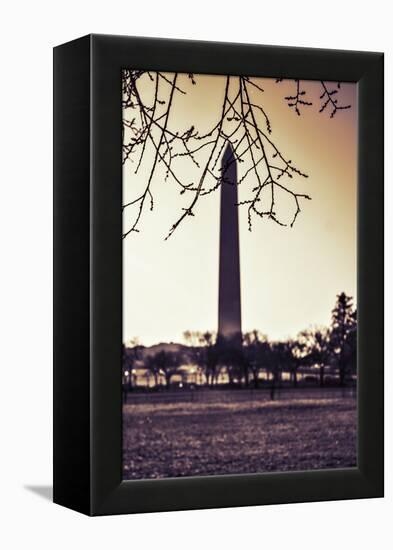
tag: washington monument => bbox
[217,143,242,346]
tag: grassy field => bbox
[122,389,357,480]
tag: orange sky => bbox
[123,73,357,346]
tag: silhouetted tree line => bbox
[123,292,357,393]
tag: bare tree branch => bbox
[122,72,351,238]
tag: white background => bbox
[0,1,391,548]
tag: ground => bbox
[122,388,357,480]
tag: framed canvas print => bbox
[53,34,384,516]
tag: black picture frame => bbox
[53,34,384,516]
